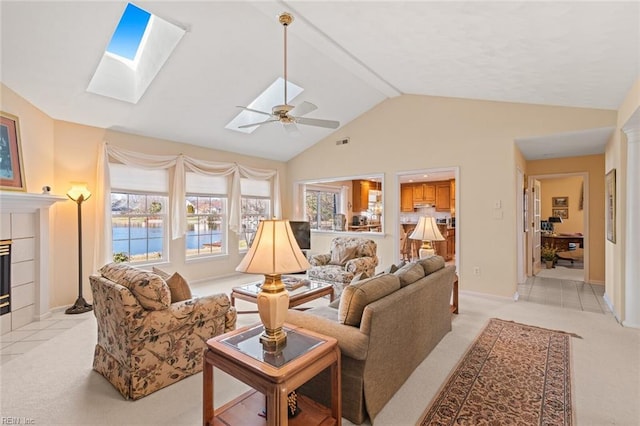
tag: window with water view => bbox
[186,195,226,257]
[111,192,168,263]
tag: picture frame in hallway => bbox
[606,169,616,243]
[0,111,26,191]
[552,196,569,208]
[552,208,568,220]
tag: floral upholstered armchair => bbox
[89,263,236,400]
[308,237,378,297]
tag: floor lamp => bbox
[65,182,93,315]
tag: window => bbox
[110,164,169,264]
[306,188,341,231]
[240,179,272,250]
[185,172,228,258]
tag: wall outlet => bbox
[473,266,481,275]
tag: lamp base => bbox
[257,274,289,352]
[65,296,93,314]
[418,248,436,259]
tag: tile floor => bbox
[2,269,610,365]
[0,310,93,365]
[517,271,608,314]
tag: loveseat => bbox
[287,256,455,424]
[90,263,237,400]
[308,237,379,298]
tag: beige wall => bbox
[286,94,616,297]
[540,176,584,234]
[1,83,286,309]
[605,77,640,321]
[527,155,605,284]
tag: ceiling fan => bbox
[236,12,340,134]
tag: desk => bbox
[541,235,583,252]
[203,323,341,426]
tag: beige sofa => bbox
[90,263,237,400]
[287,256,455,424]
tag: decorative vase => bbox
[545,260,554,269]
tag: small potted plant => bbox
[541,244,557,269]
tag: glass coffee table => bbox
[231,277,334,314]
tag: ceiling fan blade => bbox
[295,117,340,129]
[283,122,301,136]
[238,119,278,129]
[290,101,317,117]
[236,106,272,116]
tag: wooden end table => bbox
[203,323,341,426]
[231,279,334,314]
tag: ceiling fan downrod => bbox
[279,12,294,107]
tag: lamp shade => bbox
[236,219,311,275]
[409,216,445,242]
[548,216,563,223]
[67,182,92,202]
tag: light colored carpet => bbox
[0,275,638,425]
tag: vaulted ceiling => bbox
[1,1,638,161]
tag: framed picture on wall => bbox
[552,208,568,220]
[552,196,569,208]
[606,169,616,243]
[0,111,26,191]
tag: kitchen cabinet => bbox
[435,183,450,211]
[400,184,414,212]
[352,179,381,213]
[434,225,455,261]
[450,179,456,215]
[413,183,435,204]
[446,228,455,260]
[352,180,369,213]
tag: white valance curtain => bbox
[94,142,281,267]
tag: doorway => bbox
[396,167,460,271]
[526,172,588,283]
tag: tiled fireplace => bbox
[0,191,66,334]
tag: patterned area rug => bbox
[419,318,576,425]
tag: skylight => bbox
[87,3,186,104]
[226,78,304,134]
[106,3,151,61]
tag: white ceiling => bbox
[1,1,638,162]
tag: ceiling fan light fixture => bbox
[231,12,340,134]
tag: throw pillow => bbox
[329,245,358,266]
[153,267,192,303]
[350,271,370,284]
[152,266,171,280]
[417,256,445,276]
[166,272,192,303]
[393,262,425,287]
[99,263,171,310]
[339,274,400,327]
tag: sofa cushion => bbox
[153,267,192,303]
[100,263,171,310]
[339,274,401,327]
[393,262,425,287]
[417,255,446,275]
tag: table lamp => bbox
[235,219,310,351]
[409,216,445,259]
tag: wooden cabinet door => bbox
[412,184,424,202]
[401,184,414,212]
[423,184,436,203]
[435,183,451,211]
[352,180,370,213]
[449,179,455,214]
[446,229,455,260]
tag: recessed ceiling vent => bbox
[335,138,350,146]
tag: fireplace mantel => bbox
[0,191,67,332]
[0,191,68,213]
